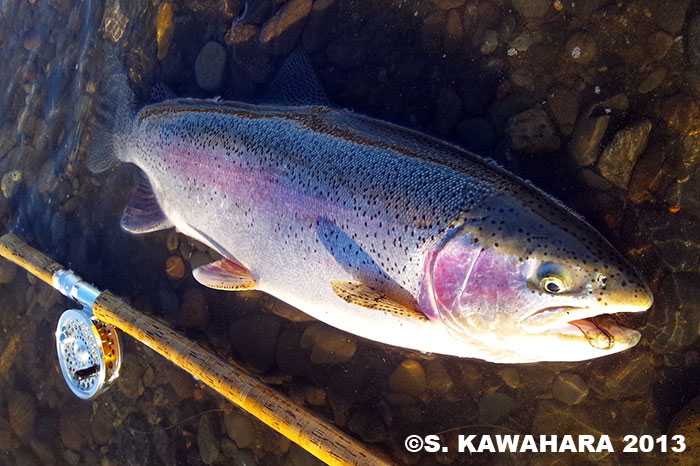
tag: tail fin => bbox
[86,51,136,173]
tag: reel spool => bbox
[55,308,121,399]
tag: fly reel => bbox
[55,308,121,399]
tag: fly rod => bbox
[0,232,395,466]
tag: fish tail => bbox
[86,50,136,173]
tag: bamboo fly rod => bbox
[0,233,395,466]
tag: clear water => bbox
[1,0,699,465]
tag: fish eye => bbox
[536,262,568,294]
[541,276,565,294]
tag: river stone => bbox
[197,415,219,465]
[598,119,652,189]
[387,359,426,398]
[511,0,549,17]
[637,67,666,94]
[224,412,256,449]
[478,392,518,424]
[552,372,589,405]
[195,41,226,91]
[668,394,700,465]
[156,2,175,60]
[566,32,597,64]
[7,391,35,439]
[0,258,17,284]
[648,31,673,61]
[230,314,281,372]
[59,407,91,450]
[178,287,210,331]
[547,87,579,134]
[588,352,653,399]
[300,323,357,364]
[1,170,22,198]
[506,108,561,154]
[259,0,312,56]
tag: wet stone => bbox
[259,0,312,56]
[668,394,700,465]
[300,323,356,364]
[547,87,579,134]
[165,256,185,280]
[433,0,464,9]
[566,32,597,65]
[480,29,498,54]
[224,412,256,449]
[506,108,561,154]
[227,23,275,83]
[0,258,17,284]
[59,407,91,450]
[195,41,227,91]
[348,408,388,443]
[1,170,22,198]
[478,392,518,424]
[659,94,700,135]
[498,367,522,389]
[588,352,654,399]
[305,386,327,406]
[637,67,666,94]
[387,359,426,399]
[197,415,219,465]
[509,30,543,52]
[178,287,210,331]
[597,119,652,189]
[579,168,612,191]
[22,33,41,51]
[647,273,700,352]
[647,0,691,34]
[552,372,588,405]
[425,360,453,394]
[156,2,175,60]
[7,391,35,439]
[647,31,673,61]
[512,0,549,17]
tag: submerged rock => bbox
[7,391,35,439]
[668,394,700,465]
[552,372,589,405]
[597,119,652,189]
[259,0,312,56]
[195,41,227,91]
[0,258,17,284]
[156,2,175,60]
[588,352,654,399]
[224,412,256,449]
[197,415,219,465]
[387,359,426,398]
[512,0,550,18]
[506,108,561,154]
[300,323,356,364]
[565,32,597,65]
[478,392,518,424]
[230,314,281,372]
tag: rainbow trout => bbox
[90,72,652,364]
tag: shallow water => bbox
[1,0,700,465]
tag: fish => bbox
[88,55,653,364]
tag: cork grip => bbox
[0,233,63,285]
[92,291,394,466]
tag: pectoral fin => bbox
[193,259,257,291]
[120,175,173,234]
[330,280,429,322]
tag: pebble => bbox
[166,230,179,251]
[510,68,534,88]
[649,0,691,34]
[637,67,666,94]
[195,41,227,91]
[269,299,315,322]
[579,168,612,191]
[197,415,219,465]
[178,287,210,331]
[165,256,185,280]
[348,409,388,443]
[565,32,597,65]
[387,359,426,398]
[259,0,312,56]
[506,108,561,154]
[1,170,22,198]
[659,94,700,135]
[156,2,175,60]
[300,323,357,364]
[478,392,518,424]
[433,0,464,9]
[547,87,579,134]
[425,360,453,394]
[511,0,550,17]
[668,394,700,465]
[552,372,588,405]
[305,386,327,406]
[227,24,274,83]
[647,31,674,61]
[230,314,281,372]
[498,367,522,389]
[58,407,91,450]
[480,29,498,54]
[509,30,543,52]
[0,259,17,284]
[22,33,42,52]
[588,353,654,399]
[224,412,256,449]
[7,391,35,438]
[457,118,495,151]
[597,119,652,189]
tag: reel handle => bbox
[0,233,62,286]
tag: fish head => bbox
[419,204,653,363]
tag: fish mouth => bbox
[520,306,643,350]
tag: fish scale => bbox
[94,91,653,362]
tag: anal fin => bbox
[193,258,257,291]
[330,280,428,322]
[121,175,173,234]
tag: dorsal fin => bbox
[263,49,330,106]
[120,174,173,234]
